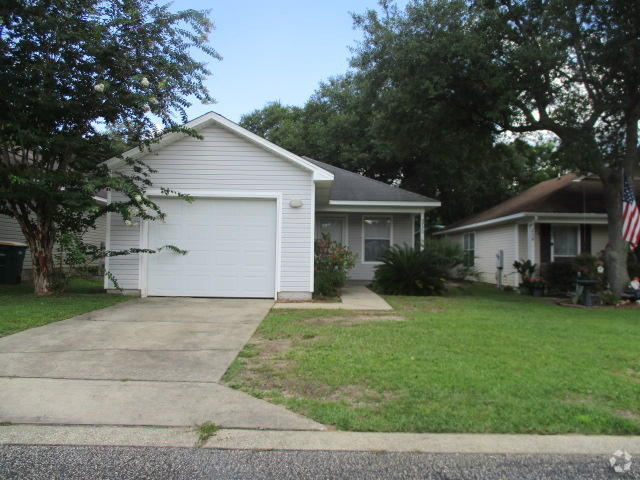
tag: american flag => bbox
[622,176,640,249]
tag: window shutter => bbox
[540,223,551,263]
[580,224,591,254]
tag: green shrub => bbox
[628,250,640,278]
[314,234,356,298]
[513,259,536,279]
[573,253,606,290]
[543,253,606,295]
[542,261,576,294]
[373,240,464,296]
[600,290,620,306]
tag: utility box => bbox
[0,241,28,284]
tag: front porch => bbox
[314,210,426,281]
[512,214,609,286]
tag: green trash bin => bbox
[0,241,28,284]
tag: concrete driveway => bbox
[0,298,322,430]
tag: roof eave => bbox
[102,112,334,182]
[328,200,440,207]
[437,211,609,235]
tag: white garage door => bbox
[147,197,277,298]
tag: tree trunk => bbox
[26,228,55,296]
[602,171,629,295]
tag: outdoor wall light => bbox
[289,199,303,208]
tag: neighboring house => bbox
[104,112,440,299]
[0,197,108,281]
[437,174,620,287]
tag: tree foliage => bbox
[0,0,219,294]
[240,5,562,226]
[242,0,638,293]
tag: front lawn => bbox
[224,284,640,434]
[0,278,132,337]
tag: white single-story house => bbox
[104,112,440,300]
[437,174,618,287]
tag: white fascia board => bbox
[102,112,334,182]
[92,195,108,205]
[145,189,282,199]
[328,200,441,207]
[438,212,609,235]
[317,205,431,214]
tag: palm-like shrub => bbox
[373,240,465,296]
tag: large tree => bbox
[351,0,639,293]
[0,0,219,295]
[241,4,561,226]
[469,0,640,293]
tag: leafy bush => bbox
[513,259,536,279]
[628,250,640,278]
[542,261,576,294]
[543,253,606,295]
[314,234,356,298]
[573,253,606,291]
[600,290,620,306]
[373,240,464,296]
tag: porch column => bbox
[420,210,425,250]
[527,222,536,264]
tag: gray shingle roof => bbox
[303,157,438,203]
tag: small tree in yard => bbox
[0,1,220,295]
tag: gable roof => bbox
[103,112,334,182]
[304,157,440,206]
[440,173,638,233]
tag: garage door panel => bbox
[147,198,276,298]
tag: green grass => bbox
[224,284,640,434]
[195,421,220,446]
[0,277,132,337]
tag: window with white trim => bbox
[463,232,475,266]
[551,225,579,260]
[315,217,345,244]
[363,216,392,262]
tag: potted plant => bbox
[525,277,547,297]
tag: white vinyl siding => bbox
[347,213,414,281]
[447,225,519,286]
[107,123,314,294]
[0,214,106,279]
[106,192,141,290]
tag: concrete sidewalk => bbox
[1,425,639,455]
[275,284,392,310]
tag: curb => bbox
[1,425,640,455]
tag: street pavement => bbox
[0,445,637,479]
